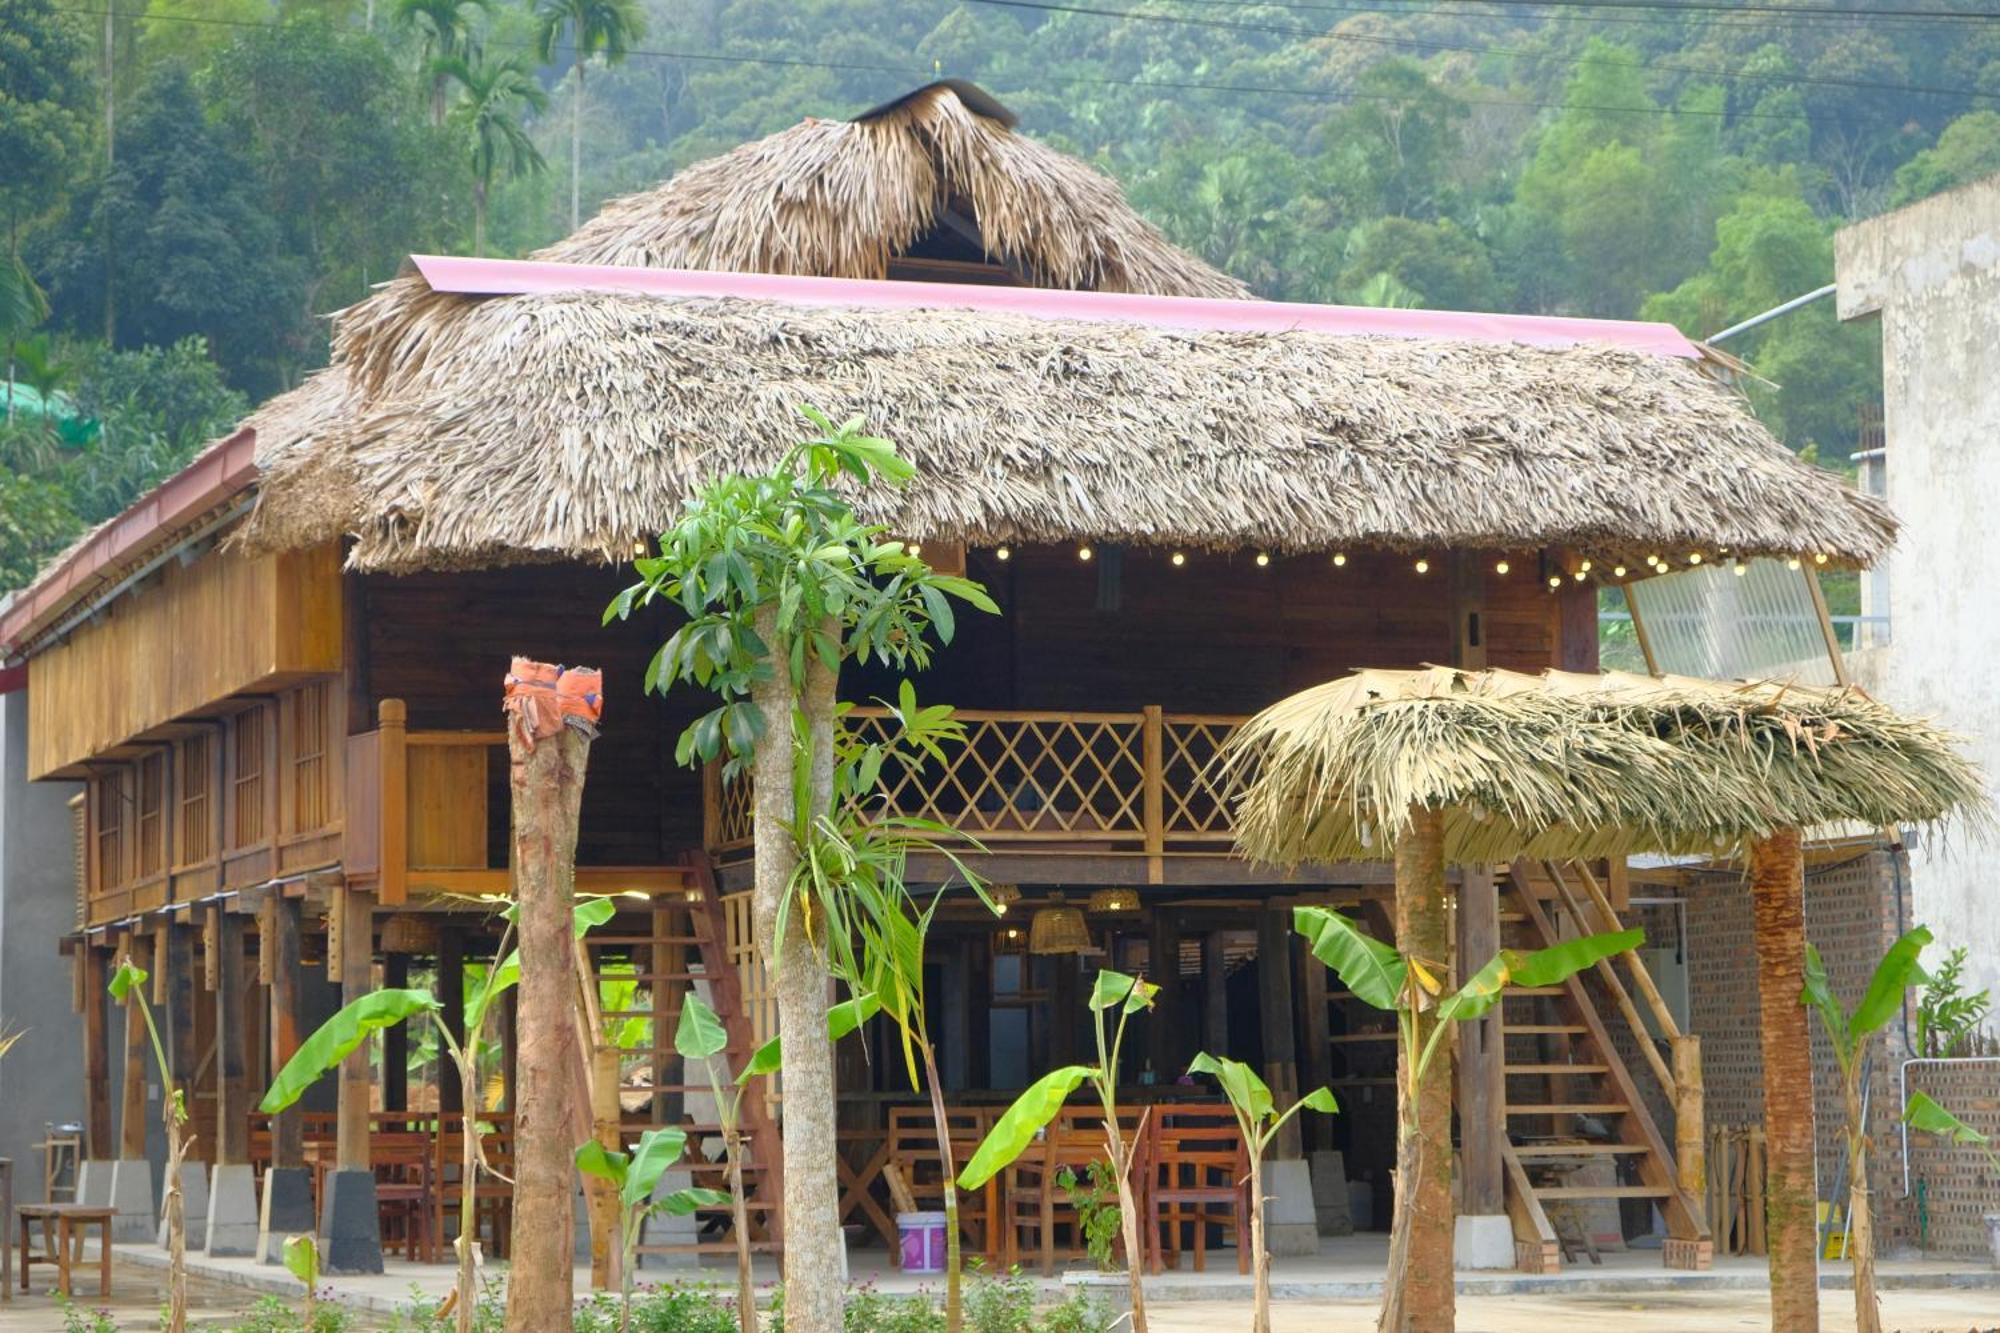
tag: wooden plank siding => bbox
[28,541,342,780]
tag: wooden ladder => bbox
[1496,864,1711,1273]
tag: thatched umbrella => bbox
[1218,667,1984,1333]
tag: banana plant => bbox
[1803,924,1933,1333]
[1186,1053,1338,1333]
[282,1233,320,1331]
[959,968,1160,1333]
[261,896,619,1333]
[1904,1090,2000,1170]
[109,958,193,1333]
[1294,906,1641,1332]
[574,1128,729,1333]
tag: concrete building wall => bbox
[1836,174,2000,1003]
[0,689,86,1196]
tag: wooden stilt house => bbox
[0,82,1898,1276]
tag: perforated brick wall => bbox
[1900,1059,2000,1258]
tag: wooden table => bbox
[17,1204,114,1298]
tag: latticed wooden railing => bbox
[703,706,1247,879]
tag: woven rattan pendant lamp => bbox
[1028,892,1091,954]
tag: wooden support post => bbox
[1147,908,1180,1080]
[1455,865,1504,1218]
[1750,828,1819,1331]
[502,658,599,1330]
[436,931,465,1114]
[381,952,409,1112]
[1672,1034,1706,1217]
[1255,907,1302,1160]
[1450,552,1488,672]
[333,886,374,1173]
[120,934,152,1162]
[82,946,113,1160]
[211,912,250,1167]
[377,699,408,905]
[266,897,305,1170]
[1141,705,1165,885]
[1202,931,1229,1057]
[1296,931,1331,1153]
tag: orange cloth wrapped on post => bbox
[502,657,603,750]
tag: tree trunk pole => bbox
[1845,1075,1881,1333]
[502,659,600,1333]
[1250,1151,1271,1333]
[750,611,843,1333]
[1750,827,1820,1333]
[920,1040,964,1333]
[1384,804,1453,1333]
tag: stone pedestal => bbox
[1263,1158,1320,1257]
[318,1169,383,1274]
[202,1162,259,1256]
[258,1166,316,1263]
[1308,1150,1353,1236]
[106,1158,155,1241]
[76,1160,116,1208]
[158,1162,210,1249]
[1455,1214,1515,1270]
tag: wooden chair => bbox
[436,1114,514,1261]
[16,1204,113,1298]
[999,1106,1149,1276]
[887,1104,997,1260]
[373,1133,438,1262]
[1147,1107,1250,1274]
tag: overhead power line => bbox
[1165,0,2000,31]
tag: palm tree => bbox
[532,0,646,231]
[438,53,549,255]
[2,249,49,428]
[394,0,491,126]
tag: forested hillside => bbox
[5,0,1997,588]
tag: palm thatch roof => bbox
[1218,667,1986,866]
[235,275,1895,572]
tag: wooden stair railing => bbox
[1496,864,1712,1273]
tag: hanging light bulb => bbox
[1572,570,1586,582]
[1648,554,1663,566]
[996,545,1012,561]
[1078,544,1094,562]
[1733,561,1748,577]
[1688,552,1703,565]
[1786,556,1801,571]
[1814,552,1829,565]
[1414,558,1430,575]
[1494,559,1510,575]
[1579,559,1593,573]
[1548,575,1563,590]
[1170,551,1186,567]
[1255,552,1270,567]
[909,544,923,557]
[1332,552,1347,568]
[1613,565,1627,578]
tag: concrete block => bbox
[258,1165,316,1264]
[77,1160,116,1208]
[158,1162,210,1249]
[1308,1150,1353,1236]
[107,1158,156,1241]
[318,1168,383,1274]
[1262,1157,1319,1257]
[203,1162,260,1257]
[1455,1213,1514,1270]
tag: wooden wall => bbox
[29,543,343,779]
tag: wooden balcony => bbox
[703,706,1249,884]
[344,700,689,905]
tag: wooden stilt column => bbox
[1203,931,1229,1056]
[1751,827,1819,1332]
[1255,908,1303,1160]
[382,952,409,1112]
[436,931,465,1114]
[214,914,250,1166]
[82,945,113,1161]
[119,933,152,1161]
[320,884,382,1273]
[1148,908,1181,1080]
[256,894,315,1263]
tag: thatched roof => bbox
[1219,667,1986,866]
[536,80,1249,299]
[235,266,1895,573]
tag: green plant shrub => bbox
[574,1284,740,1333]
[223,1293,357,1332]
[386,1276,506,1332]
[1054,1162,1121,1271]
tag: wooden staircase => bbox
[1496,862,1712,1273]
[583,852,785,1260]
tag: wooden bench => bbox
[16,1204,114,1298]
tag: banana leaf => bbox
[957,1064,1094,1190]
[261,989,441,1113]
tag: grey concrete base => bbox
[1309,1151,1353,1236]
[107,1158,156,1241]
[1455,1213,1515,1270]
[158,1162,210,1249]
[1060,1271,1131,1317]
[574,1179,593,1263]
[637,1169,702,1271]
[258,1166,316,1263]
[1263,1158,1320,1258]
[318,1169,383,1274]
[77,1159,116,1208]
[202,1162,259,1257]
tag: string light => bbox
[1648,554,1662,566]
[1255,552,1270,567]
[1688,552,1703,565]
[1077,545,1093,562]
[1414,558,1430,575]
[1786,557,1801,570]
[1170,551,1186,567]
[1572,570,1586,582]
[1494,559,1510,575]
[1579,559,1592,573]
[1547,575,1563,590]
[995,545,1011,561]
[1332,552,1347,567]
[1732,561,1748,577]
[1814,553,1829,565]
[909,544,922,557]
[1613,565,1627,578]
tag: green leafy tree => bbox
[1890,110,2000,208]
[611,409,994,1333]
[533,0,647,231]
[1340,216,1498,311]
[959,970,1161,1333]
[1321,60,1468,223]
[574,1129,729,1333]
[1916,945,1991,1059]
[1295,906,1641,1333]
[394,0,492,126]
[0,467,79,591]
[1802,925,1934,1333]
[438,52,548,255]
[1185,1053,1336,1333]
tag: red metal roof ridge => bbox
[0,426,259,661]
[410,254,1705,358]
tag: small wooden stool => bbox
[17,1203,114,1298]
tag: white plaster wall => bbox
[1836,175,2000,1000]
